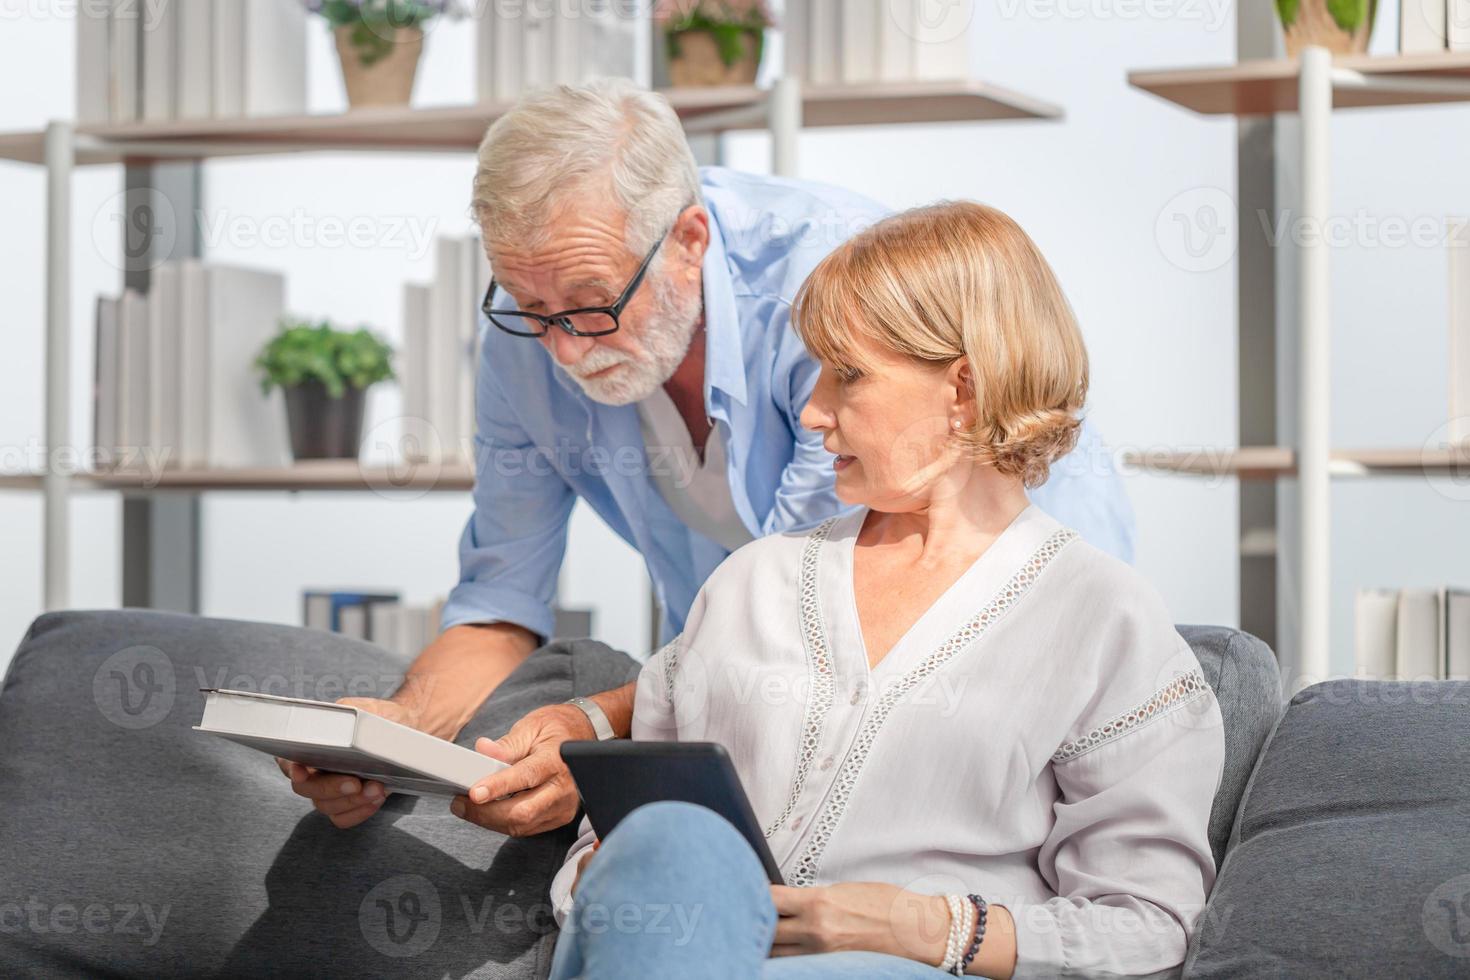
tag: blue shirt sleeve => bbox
[440,356,575,642]
[1026,417,1137,564]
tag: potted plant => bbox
[1275,0,1377,56]
[304,0,462,108]
[255,318,395,461]
[656,0,774,88]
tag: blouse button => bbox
[849,689,862,705]
[820,756,834,771]
[789,815,803,831]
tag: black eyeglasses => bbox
[482,226,672,338]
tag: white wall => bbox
[5,3,1266,676]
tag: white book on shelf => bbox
[1450,219,1470,445]
[109,0,140,122]
[492,1,523,101]
[429,238,465,460]
[1448,0,1470,50]
[340,605,368,641]
[142,0,177,122]
[1403,0,1449,52]
[877,0,914,82]
[807,0,841,84]
[1353,587,1399,679]
[475,0,496,102]
[783,0,809,81]
[460,236,489,449]
[176,0,215,120]
[195,688,509,796]
[94,296,120,465]
[147,263,182,469]
[1396,588,1446,681]
[840,0,880,84]
[1446,589,1470,680]
[76,2,111,124]
[580,0,651,85]
[118,289,150,466]
[369,601,403,655]
[551,1,581,84]
[244,0,307,117]
[200,265,290,469]
[400,282,432,462]
[909,0,972,80]
[521,0,553,92]
[211,0,245,117]
[176,259,209,468]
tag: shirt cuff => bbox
[439,581,555,642]
[1006,900,1068,980]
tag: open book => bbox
[194,688,508,796]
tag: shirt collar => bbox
[700,216,747,408]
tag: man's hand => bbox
[448,703,596,837]
[275,697,411,829]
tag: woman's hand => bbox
[569,841,599,897]
[769,882,952,967]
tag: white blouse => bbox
[550,504,1225,978]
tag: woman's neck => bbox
[860,463,1031,569]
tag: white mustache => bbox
[568,347,630,378]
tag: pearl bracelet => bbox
[939,893,975,974]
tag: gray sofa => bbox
[1,610,1467,978]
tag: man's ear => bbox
[671,204,710,269]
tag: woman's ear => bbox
[947,357,975,422]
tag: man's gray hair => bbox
[471,78,702,258]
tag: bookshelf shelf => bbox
[1124,446,1470,479]
[1129,51,1470,116]
[92,461,476,493]
[0,80,1060,167]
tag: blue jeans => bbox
[548,801,952,979]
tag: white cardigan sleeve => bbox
[548,628,688,927]
[1009,641,1225,979]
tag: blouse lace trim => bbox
[788,525,1079,887]
[762,517,840,839]
[1050,667,1210,763]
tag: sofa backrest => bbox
[1175,625,1283,868]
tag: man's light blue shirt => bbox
[443,167,1135,647]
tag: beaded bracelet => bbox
[939,894,971,973]
[954,894,988,975]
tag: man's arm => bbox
[390,622,541,741]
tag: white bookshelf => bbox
[1127,50,1470,687]
[14,72,1063,611]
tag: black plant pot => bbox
[283,380,366,461]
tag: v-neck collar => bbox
[824,503,1058,680]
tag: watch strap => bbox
[564,696,616,741]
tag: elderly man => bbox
[281,78,1134,834]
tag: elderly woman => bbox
[544,201,1224,979]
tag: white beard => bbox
[568,273,702,406]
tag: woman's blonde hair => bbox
[792,201,1088,489]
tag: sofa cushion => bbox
[1176,625,1282,868]
[1185,678,1470,978]
[0,609,639,980]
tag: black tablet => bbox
[560,740,785,885]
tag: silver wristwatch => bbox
[564,696,616,741]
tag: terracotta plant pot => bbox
[283,380,366,460]
[334,24,423,108]
[1276,0,1376,56]
[666,29,762,87]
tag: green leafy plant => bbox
[1276,0,1377,32]
[656,0,773,68]
[255,318,395,399]
[306,0,460,66]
